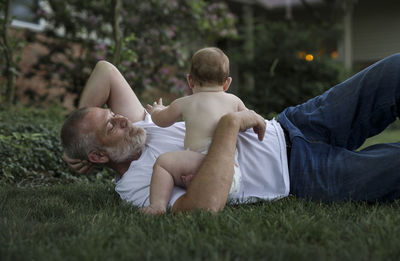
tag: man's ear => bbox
[223,77,232,91]
[186,74,195,89]
[88,150,109,164]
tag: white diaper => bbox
[196,143,242,198]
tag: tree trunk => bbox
[112,0,122,66]
[1,0,16,105]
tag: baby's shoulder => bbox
[222,92,243,102]
[171,95,197,110]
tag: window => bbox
[10,0,44,31]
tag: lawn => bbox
[1,130,399,261]
[359,129,400,149]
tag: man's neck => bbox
[109,151,142,176]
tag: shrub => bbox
[235,21,346,117]
[0,106,114,186]
[24,0,237,107]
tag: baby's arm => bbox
[237,97,247,112]
[146,98,183,127]
[141,150,205,214]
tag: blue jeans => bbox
[277,53,400,202]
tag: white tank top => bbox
[115,112,289,207]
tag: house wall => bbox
[352,0,400,63]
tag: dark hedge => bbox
[0,106,114,187]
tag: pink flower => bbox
[95,55,105,60]
[128,71,136,78]
[160,68,169,75]
[95,43,106,51]
[123,61,131,67]
[88,15,98,25]
[143,78,152,85]
[167,28,175,38]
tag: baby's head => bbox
[188,47,230,90]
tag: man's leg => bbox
[289,138,400,202]
[278,53,400,202]
[278,53,400,150]
[79,61,145,123]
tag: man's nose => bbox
[115,115,128,128]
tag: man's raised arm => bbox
[172,110,266,213]
[79,60,145,123]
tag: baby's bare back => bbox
[179,92,244,151]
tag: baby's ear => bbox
[88,150,109,164]
[186,74,195,89]
[223,77,232,91]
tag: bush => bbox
[0,106,114,186]
[235,22,346,117]
[25,0,237,107]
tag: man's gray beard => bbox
[105,127,147,163]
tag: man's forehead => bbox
[80,107,108,133]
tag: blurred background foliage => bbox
[26,0,238,106]
[1,0,347,111]
[1,0,356,186]
[238,21,345,115]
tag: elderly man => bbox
[62,53,400,213]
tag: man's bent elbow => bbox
[94,60,118,75]
[95,60,113,69]
[219,113,240,130]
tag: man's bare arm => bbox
[79,61,145,123]
[172,110,266,213]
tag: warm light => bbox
[305,54,314,62]
[297,51,306,59]
[331,51,338,59]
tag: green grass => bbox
[1,130,399,261]
[1,184,400,261]
[360,129,400,149]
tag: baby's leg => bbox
[155,150,205,187]
[144,151,204,214]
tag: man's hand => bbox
[62,152,94,175]
[145,98,166,115]
[234,110,266,141]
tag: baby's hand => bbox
[146,98,166,115]
[140,204,166,215]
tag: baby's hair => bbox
[190,47,229,87]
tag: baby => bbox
[142,47,247,214]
